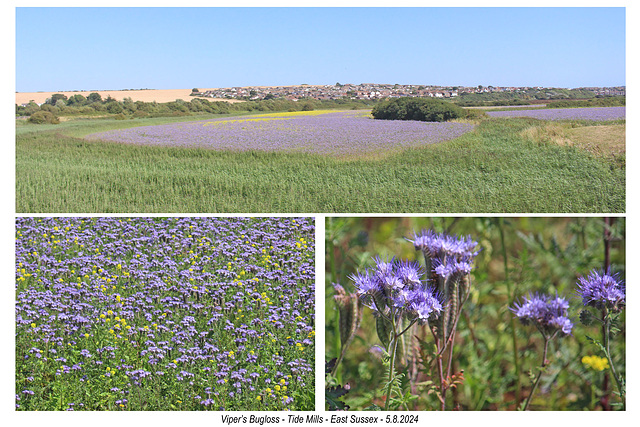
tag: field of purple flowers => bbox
[486,106,625,121]
[85,110,474,157]
[15,217,315,411]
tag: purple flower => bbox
[410,230,480,259]
[395,260,423,288]
[350,270,383,309]
[512,292,573,337]
[576,269,625,311]
[351,256,442,323]
[403,287,443,323]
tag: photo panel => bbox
[15,216,315,411]
[325,216,625,411]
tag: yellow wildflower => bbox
[582,355,609,371]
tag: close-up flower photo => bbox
[15,217,315,411]
[325,217,625,411]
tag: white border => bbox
[4,2,636,427]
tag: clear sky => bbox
[15,6,626,92]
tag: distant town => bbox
[192,83,625,102]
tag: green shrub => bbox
[371,97,465,122]
[462,108,488,120]
[27,111,60,124]
[547,96,625,109]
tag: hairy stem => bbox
[384,317,400,411]
[523,336,550,411]
[498,218,522,406]
[328,218,342,380]
[603,313,625,410]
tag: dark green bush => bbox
[27,111,59,124]
[105,102,123,114]
[371,97,465,122]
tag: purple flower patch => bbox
[85,110,474,157]
[486,106,625,121]
[15,217,315,411]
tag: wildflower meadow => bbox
[15,217,315,411]
[85,110,474,157]
[486,106,625,121]
[17,108,623,213]
[325,217,625,411]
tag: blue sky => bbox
[15,7,625,91]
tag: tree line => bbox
[16,92,377,123]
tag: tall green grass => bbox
[16,116,624,213]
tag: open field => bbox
[84,110,474,158]
[487,106,625,121]
[15,89,242,105]
[465,104,546,110]
[15,110,625,213]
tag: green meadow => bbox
[16,114,624,213]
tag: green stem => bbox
[603,314,625,410]
[522,336,549,411]
[384,317,399,411]
[398,318,417,337]
[499,218,521,406]
[328,218,342,381]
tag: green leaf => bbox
[325,385,350,411]
[364,404,382,411]
[579,309,596,326]
[585,335,607,354]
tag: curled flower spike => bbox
[409,230,480,259]
[576,269,625,312]
[433,255,474,280]
[350,257,443,323]
[395,260,423,288]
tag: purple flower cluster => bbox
[351,258,443,323]
[15,217,315,411]
[408,229,480,297]
[486,106,625,121]
[576,269,625,311]
[85,111,474,157]
[512,293,573,337]
[409,229,480,261]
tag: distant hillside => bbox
[16,89,241,105]
[456,88,596,106]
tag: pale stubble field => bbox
[15,88,242,105]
